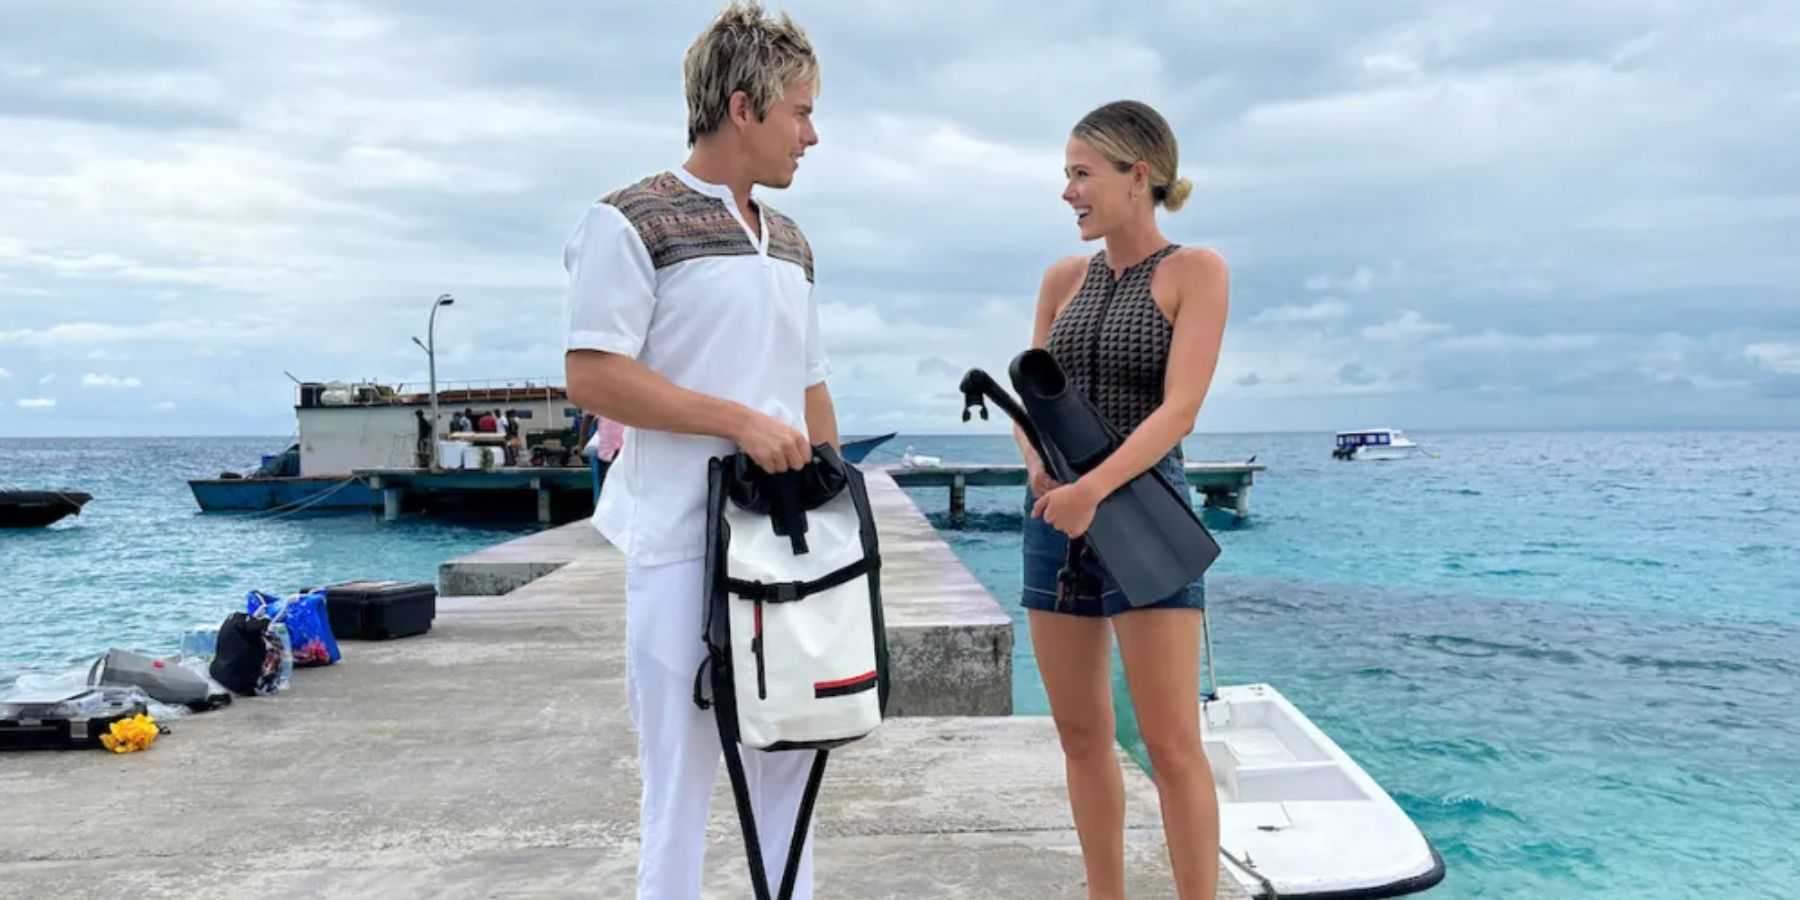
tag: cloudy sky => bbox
[2,0,1797,438]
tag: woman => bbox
[1018,100,1229,900]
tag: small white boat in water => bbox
[899,444,942,468]
[1332,428,1421,461]
[1197,607,1443,898]
[1204,682,1445,898]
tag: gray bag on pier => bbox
[90,648,232,712]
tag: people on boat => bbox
[414,410,433,468]
[503,411,523,466]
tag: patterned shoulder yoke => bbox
[602,173,814,283]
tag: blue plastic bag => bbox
[247,590,341,668]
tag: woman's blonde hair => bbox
[683,2,820,147]
[1071,100,1192,212]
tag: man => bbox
[413,409,432,468]
[504,410,523,466]
[561,4,835,898]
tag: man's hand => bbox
[735,409,812,473]
[1028,464,1060,498]
[568,352,815,472]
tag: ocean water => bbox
[876,431,1800,899]
[0,437,535,693]
[5,432,1798,897]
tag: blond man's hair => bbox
[683,2,820,147]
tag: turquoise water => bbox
[5,432,1798,897]
[0,437,536,692]
[876,431,1800,899]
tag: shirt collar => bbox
[672,165,740,202]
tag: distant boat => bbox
[840,432,896,464]
[190,379,579,514]
[0,491,93,528]
[898,443,942,468]
[189,441,377,513]
[188,474,373,513]
[1332,428,1421,461]
[190,388,896,514]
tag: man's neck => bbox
[682,143,756,210]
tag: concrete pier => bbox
[436,474,1014,718]
[0,469,1246,899]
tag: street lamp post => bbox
[412,293,455,469]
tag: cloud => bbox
[0,367,9,378]
[1254,299,1351,325]
[0,318,280,348]
[38,373,55,385]
[1335,362,1382,387]
[0,0,1797,436]
[916,356,963,379]
[1746,342,1800,375]
[16,398,56,409]
[1434,330,1601,354]
[1757,375,1800,398]
[82,373,143,388]
[1303,266,1376,293]
[1361,311,1454,343]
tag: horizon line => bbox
[4,424,1799,440]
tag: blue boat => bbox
[840,431,897,464]
[188,440,375,514]
[190,379,581,515]
[191,375,899,516]
[188,475,375,513]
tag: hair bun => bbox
[1163,176,1194,212]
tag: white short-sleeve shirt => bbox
[563,167,829,566]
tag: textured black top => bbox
[1044,244,1180,433]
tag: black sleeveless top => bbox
[1044,244,1180,433]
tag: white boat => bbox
[899,444,942,468]
[1204,683,1445,899]
[1332,428,1420,461]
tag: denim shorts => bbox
[1021,450,1207,617]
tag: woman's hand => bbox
[1028,464,1060,498]
[1032,478,1102,538]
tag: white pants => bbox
[625,558,818,900]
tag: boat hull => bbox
[0,491,93,528]
[840,432,896,464]
[187,477,374,513]
[1206,683,1446,899]
[1347,445,1418,462]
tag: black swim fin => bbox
[960,349,1219,606]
